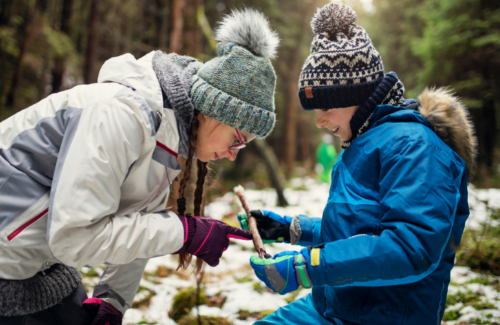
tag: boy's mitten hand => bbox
[176,215,253,267]
[82,298,122,325]
[238,210,291,243]
[250,250,312,295]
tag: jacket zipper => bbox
[7,207,49,241]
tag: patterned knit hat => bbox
[298,3,385,110]
[190,9,279,138]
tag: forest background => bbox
[0,0,499,192]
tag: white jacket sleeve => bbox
[47,96,184,267]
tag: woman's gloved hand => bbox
[238,210,291,243]
[176,215,253,266]
[82,298,122,325]
[250,249,312,295]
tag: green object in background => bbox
[316,134,337,183]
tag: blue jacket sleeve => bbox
[306,140,465,287]
[296,215,322,247]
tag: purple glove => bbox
[82,298,122,325]
[176,216,253,266]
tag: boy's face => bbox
[314,106,361,142]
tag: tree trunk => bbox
[84,0,99,84]
[253,139,288,207]
[283,55,299,178]
[6,0,38,107]
[298,119,312,172]
[283,5,309,178]
[157,0,170,50]
[170,0,185,53]
[51,0,73,93]
[184,0,201,56]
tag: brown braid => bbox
[177,111,208,274]
[194,160,208,216]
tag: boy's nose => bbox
[316,116,326,129]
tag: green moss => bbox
[168,287,207,321]
[177,316,232,325]
[253,282,264,294]
[238,309,275,320]
[455,212,500,275]
[465,317,500,325]
[233,274,252,283]
[442,309,460,321]
[466,277,500,291]
[285,287,303,304]
[79,268,99,277]
[456,225,500,276]
[473,301,497,311]
[446,289,482,306]
[132,286,156,309]
[134,319,158,324]
[257,310,274,319]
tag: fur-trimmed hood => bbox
[418,88,478,181]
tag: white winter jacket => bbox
[0,52,186,312]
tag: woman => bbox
[0,9,279,325]
[243,3,477,325]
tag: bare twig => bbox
[195,264,205,325]
[233,185,270,259]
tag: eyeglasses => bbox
[228,129,246,150]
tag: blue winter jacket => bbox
[298,94,473,324]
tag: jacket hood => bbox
[97,52,163,114]
[418,88,478,182]
[371,88,478,181]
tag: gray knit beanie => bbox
[190,9,280,138]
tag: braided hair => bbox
[177,110,209,274]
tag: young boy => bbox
[243,3,477,324]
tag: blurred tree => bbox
[5,0,39,107]
[281,1,310,178]
[414,0,500,187]
[170,0,185,53]
[84,0,99,84]
[2,0,498,190]
[51,0,73,93]
[366,0,425,98]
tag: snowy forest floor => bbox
[80,178,500,325]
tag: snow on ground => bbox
[80,178,500,325]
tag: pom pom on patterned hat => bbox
[311,2,357,36]
[299,3,385,111]
[214,8,280,59]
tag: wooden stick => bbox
[234,185,268,259]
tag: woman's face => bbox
[195,113,256,162]
[314,106,360,142]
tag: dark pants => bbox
[0,283,93,325]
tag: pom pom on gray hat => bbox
[311,2,357,36]
[214,8,280,59]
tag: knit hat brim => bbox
[190,75,276,138]
[299,78,382,110]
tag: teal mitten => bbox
[250,250,311,295]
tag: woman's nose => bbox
[226,150,238,161]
